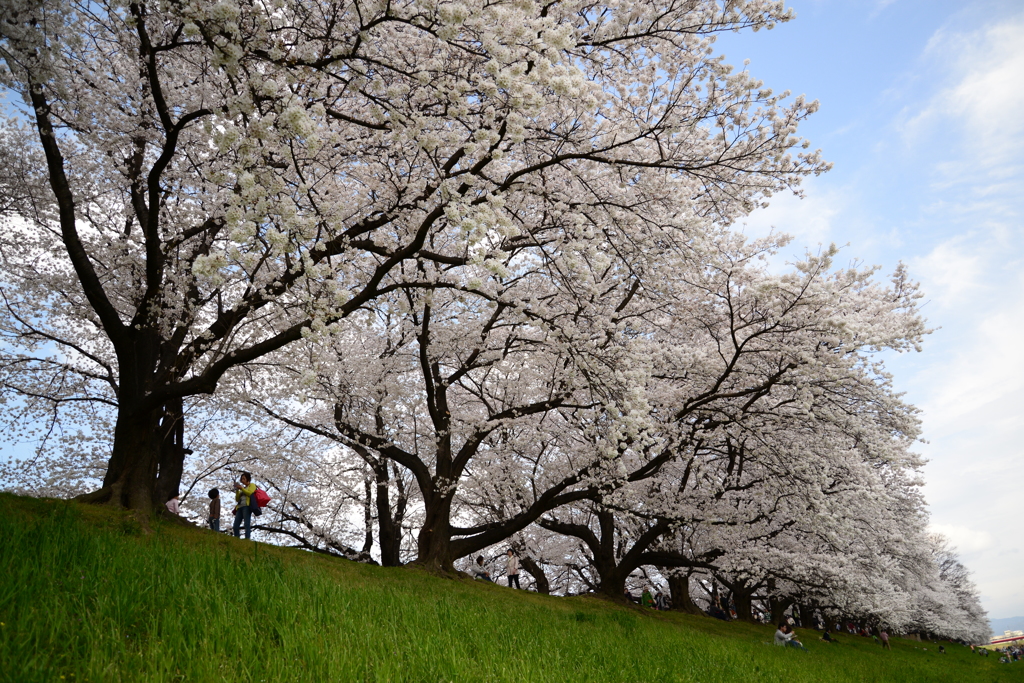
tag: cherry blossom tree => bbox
[243,269,653,570]
[0,0,823,511]
[464,239,929,590]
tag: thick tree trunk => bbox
[153,397,186,507]
[765,578,792,626]
[558,509,623,599]
[595,565,630,600]
[771,596,795,626]
[97,404,164,510]
[78,334,179,513]
[732,583,756,623]
[375,464,404,567]
[416,491,455,571]
[519,556,550,594]
[668,573,703,614]
[83,397,188,512]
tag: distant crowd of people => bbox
[622,587,670,610]
[987,643,1023,663]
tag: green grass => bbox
[0,493,1020,683]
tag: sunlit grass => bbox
[0,493,1019,682]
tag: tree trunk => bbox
[765,578,791,626]
[520,556,550,594]
[415,490,455,571]
[771,596,795,626]
[361,471,374,554]
[732,583,756,623]
[153,397,186,507]
[94,404,165,510]
[76,333,174,512]
[668,573,703,614]
[595,565,630,600]
[375,464,404,567]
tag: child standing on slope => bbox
[208,488,221,531]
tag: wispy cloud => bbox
[737,182,847,258]
[868,0,900,20]
[902,14,1024,176]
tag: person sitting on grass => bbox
[820,629,838,643]
[775,623,808,651]
[472,555,492,582]
[708,602,730,621]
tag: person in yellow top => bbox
[232,472,257,539]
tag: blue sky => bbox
[716,0,1024,620]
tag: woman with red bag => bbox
[232,472,256,540]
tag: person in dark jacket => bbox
[208,488,221,531]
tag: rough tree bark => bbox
[667,572,704,614]
[374,462,407,567]
[520,556,550,594]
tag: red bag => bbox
[253,488,271,508]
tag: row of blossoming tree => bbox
[0,0,988,641]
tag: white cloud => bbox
[910,247,1024,428]
[737,183,846,257]
[910,236,985,308]
[930,523,995,554]
[902,229,1024,617]
[868,0,899,19]
[903,14,1024,174]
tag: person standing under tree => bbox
[208,488,221,531]
[506,549,520,589]
[233,472,256,540]
[880,629,891,651]
[165,492,180,515]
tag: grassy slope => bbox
[0,494,1020,683]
